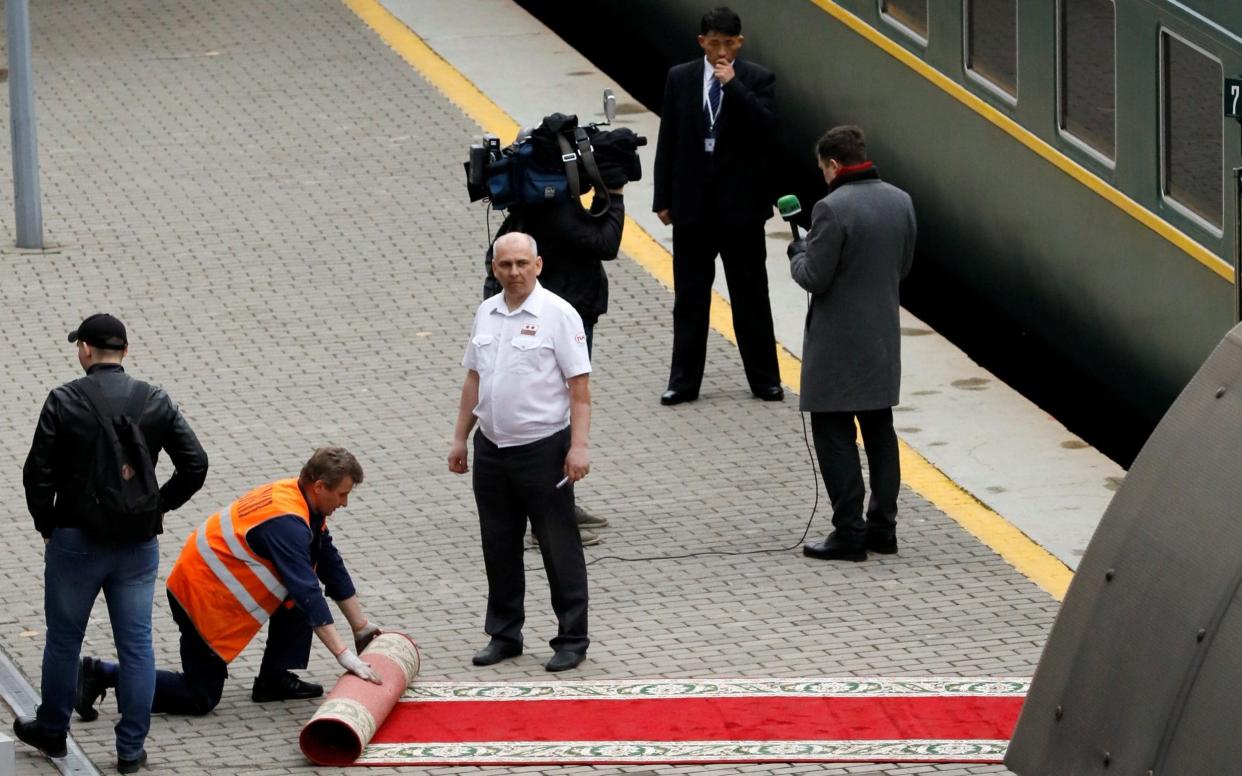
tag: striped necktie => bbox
[705,77,722,136]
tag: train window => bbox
[880,0,927,42]
[1059,0,1115,161]
[965,0,1017,99]
[1162,32,1222,230]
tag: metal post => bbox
[1235,168,1242,324]
[7,0,43,249]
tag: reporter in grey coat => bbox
[787,126,915,562]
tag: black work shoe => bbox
[117,749,148,773]
[76,656,108,722]
[660,389,698,406]
[12,717,67,759]
[545,650,586,672]
[472,640,522,666]
[866,532,899,554]
[803,535,868,562]
[753,385,784,402]
[251,672,323,703]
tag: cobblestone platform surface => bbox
[0,1,1056,773]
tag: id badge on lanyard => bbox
[704,138,716,153]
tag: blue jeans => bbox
[37,528,158,760]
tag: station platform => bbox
[0,1,1118,773]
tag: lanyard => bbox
[705,89,719,132]
[704,81,720,133]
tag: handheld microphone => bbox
[777,194,802,240]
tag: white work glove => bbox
[336,649,382,684]
[353,621,382,653]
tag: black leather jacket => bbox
[23,363,209,538]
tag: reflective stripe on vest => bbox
[192,503,289,621]
[217,503,287,605]
[166,479,311,663]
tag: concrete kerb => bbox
[0,646,99,776]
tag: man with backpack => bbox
[17,313,208,773]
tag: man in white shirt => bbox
[449,232,593,672]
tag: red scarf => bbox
[836,161,874,176]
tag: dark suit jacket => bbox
[653,58,777,226]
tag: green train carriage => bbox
[561,0,1242,434]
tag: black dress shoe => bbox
[251,671,323,703]
[866,532,899,554]
[803,536,867,562]
[545,650,586,672]
[753,385,784,401]
[75,655,108,722]
[472,640,522,666]
[117,749,148,774]
[660,389,698,406]
[13,717,67,759]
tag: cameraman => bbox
[485,177,626,357]
[482,142,634,540]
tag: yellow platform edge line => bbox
[808,0,1232,283]
[344,0,1073,601]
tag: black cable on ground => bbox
[581,410,820,566]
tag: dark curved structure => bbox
[1006,321,1242,774]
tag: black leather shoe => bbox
[803,536,868,562]
[753,385,784,401]
[660,389,698,406]
[117,750,148,773]
[13,717,67,759]
[866,532,899,554]
[472,640,522,666]
[251,671,323,703]
[75,655,108,722]
[545,650,586,672]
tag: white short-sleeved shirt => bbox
[462,282,592,448]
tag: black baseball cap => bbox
[67,313,128,350]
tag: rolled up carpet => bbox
[299,632,421,766]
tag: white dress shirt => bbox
[462,282,592,448]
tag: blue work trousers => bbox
[37,528,158,761]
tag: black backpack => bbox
[73,377,162,542]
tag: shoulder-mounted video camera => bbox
[465,90,646,215]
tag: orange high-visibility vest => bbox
[167,479,312,663]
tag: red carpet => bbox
[353,678,1028,766]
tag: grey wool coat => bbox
[788,173,916,412]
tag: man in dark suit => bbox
[653,6,782,406]
[787,126,916,562]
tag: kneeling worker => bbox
[77,447,384,720]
